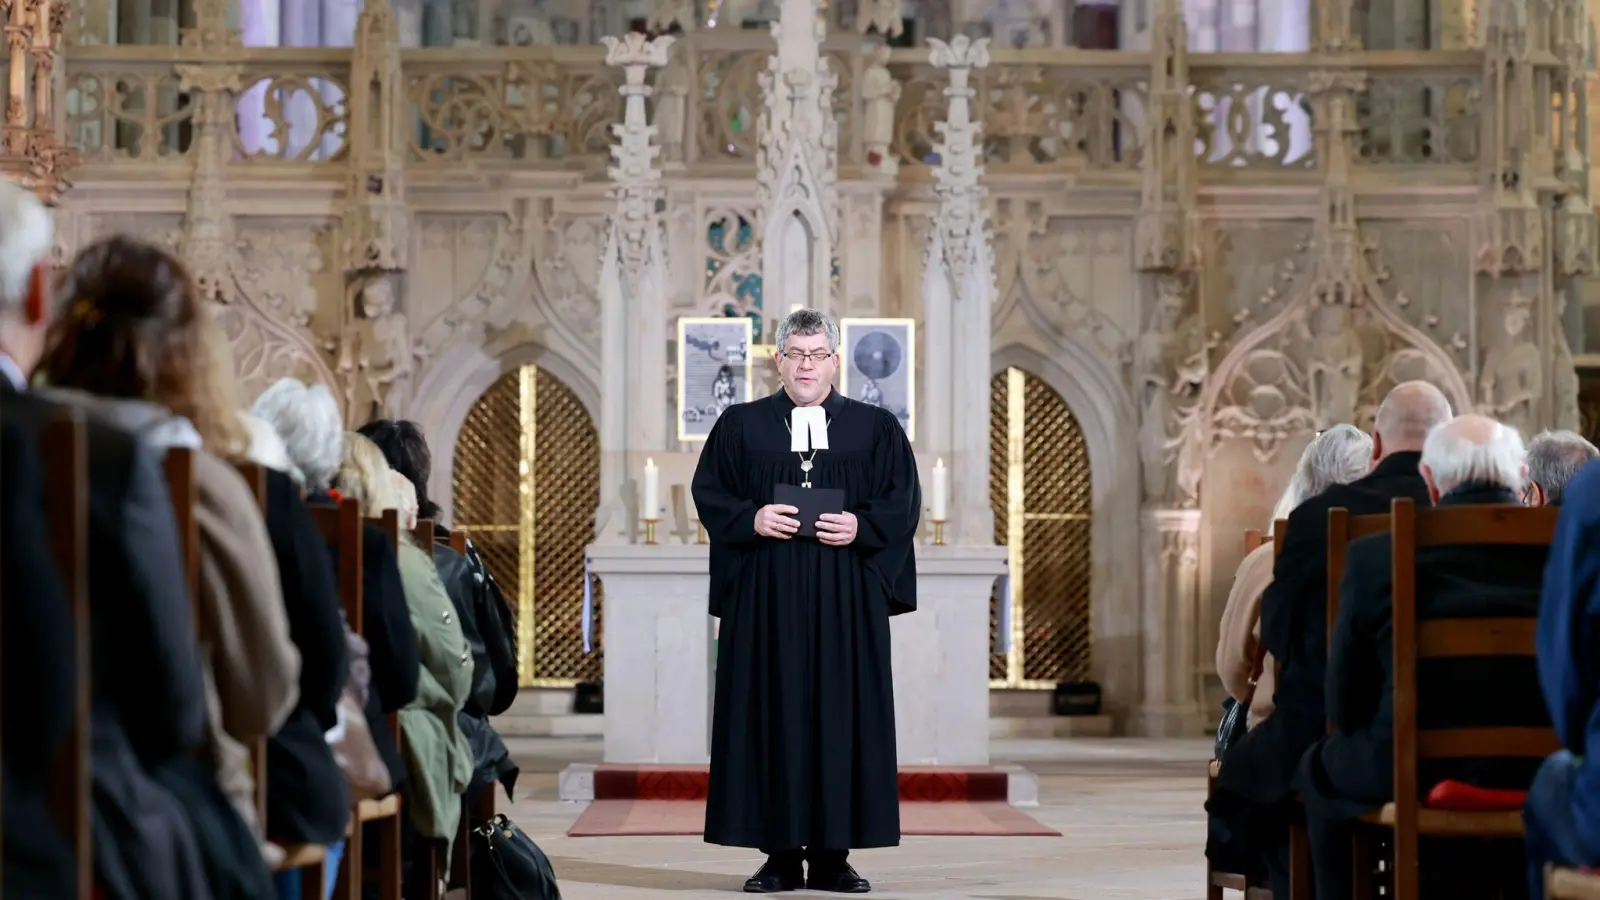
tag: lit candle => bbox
[643,458,660,520]
[931,458,948,521]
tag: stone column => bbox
[923,34,995,546]
[1,0,78,205]
[1138,509,1206,736]
[595,32,673,543]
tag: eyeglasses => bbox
[781,351,834,364]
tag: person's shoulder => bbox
[1558,461,1600,521]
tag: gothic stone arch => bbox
[412,340,599,526]
[991,340,1141,727]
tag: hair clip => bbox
[71,298,103,326]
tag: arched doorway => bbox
[989,367,1094,688]
[452,365,601,687]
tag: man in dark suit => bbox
[1212,380,1451,896]
[0,182,212,899]
[1297,414,1548,898]
[1523,430,1598,507]
[1,418,79,899]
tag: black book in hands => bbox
[773,482,846,540]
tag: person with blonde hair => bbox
[335,432,473,886]
[38,236,299,888]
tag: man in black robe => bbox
[692,307,921,894]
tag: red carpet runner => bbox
[567,766,1060,837]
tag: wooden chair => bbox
[40,412,93,900]
[1325,508,1392,638]
[1357,497,1561,900]
[232,461,332,891]
[1547,864,1600,898]
[309,499,404,900]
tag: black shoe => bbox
[743,858,804,893]
[806,863,871,893]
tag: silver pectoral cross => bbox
[801,459,813,488]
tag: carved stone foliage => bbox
[1207,293,1464,463]
[1364,220,1476,371]
[990,209,1132,363]
[1201,222,1313,341]
[227,224,341,408]
[410,209,602,401]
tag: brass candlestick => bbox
[643,518,660,545]
[932,519,947,546]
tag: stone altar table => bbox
[585,542,1007,770]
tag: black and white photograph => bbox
[677,316,753,442]
[839,317,915,441]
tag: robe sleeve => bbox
[692,407,757,546]
[692,407,755,618]
[852,409,922,616]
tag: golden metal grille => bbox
[989,367,1094,688]
[452,365,601,687]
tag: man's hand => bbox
[754,504,801,539]
[817,512,858,547]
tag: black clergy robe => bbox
[691,388,921,852]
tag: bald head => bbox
[1419,413,1526,501]
[1372,381,1453,459]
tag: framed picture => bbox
[677,316,754,442]
[839,318,915,441]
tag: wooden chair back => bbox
[40,413,93,900]
[449,530,467,555]
[230,462,272,833]
[413,518,434,550]
[1271,519,1287,556]
[308,499,365,629]
[1326,508,1391,637]
[1243,528,1264,553]
[1387,497,1562,900]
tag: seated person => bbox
[1524,458,1600,898]
[1296,414,1551,900]
[1524,430,1599,507]
[1217,424,1374,733]
[1211,381,1450,896]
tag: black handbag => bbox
[1214,645,1268,760]
[470,814,562,900]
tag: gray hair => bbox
[251,377,344,489]
[1527,429,1599,505]
[1272,424,1373,528]
[1422,415,1526,496]
[774,308,839,355]
[0,182,53,311]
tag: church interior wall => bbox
[41,0,1594,733]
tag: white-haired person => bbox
[333,432,473,893]
[1217,424,1374,733]
[1212,382,1451,898]
[253,378,422,828]
[0,185,211,899]
[1525,430,1600,507]
[1207,425,1373,882]
[1296,414,1551,898]
[39,236,299,890]
[238,412,355,899]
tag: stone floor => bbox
[499,736,1214,900]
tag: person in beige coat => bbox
[1217,424,1372,730]
[334,431,474,882]
[38,237,301,869]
